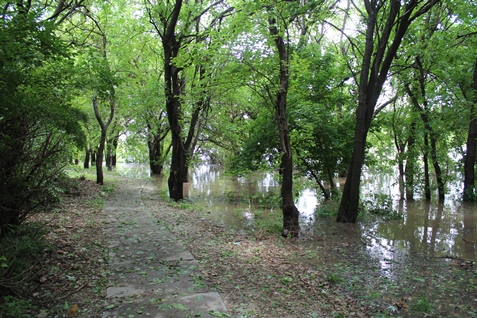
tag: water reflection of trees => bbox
[374,201,476,260]
[116,163,476,261]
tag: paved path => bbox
[101,178,227,318]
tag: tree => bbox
[289,48,354,199]
[67,1,130,184]
[146,0,233,200]
[266,6,301,237]
[464,58,477,201]
[0,1,86,233]
[337,0,440,223]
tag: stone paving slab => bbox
[102,178,227,318]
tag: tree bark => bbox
[423,133,431,200]
[93,98,114,185]
[148,0,212,200]
[405,66,445,201]
[84,147,90,169]
[112,133,119,167]
[405,121,417,200]
[463,58,477,201]
[161,0,186,201]
[147,122,170,175]
[337,0,439,223]
[268,16,300,237]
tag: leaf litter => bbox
[142,185,477,318]
[12,176,476,317]
[21,177,110,317]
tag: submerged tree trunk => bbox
[405,121,417,200]
[463,58,477,201]
[268,16,299,237]
[423,134,431,200]
[405,61,445,201]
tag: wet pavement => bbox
[101,177,227,318]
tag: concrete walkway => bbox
[102,178,227,318]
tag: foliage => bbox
[0,5,86,233]
[315,199,340,218]
[362,194,403,221]
[288,47,355,196]
[254,209,282,234]
[0,296,36,318]
[0,223,47,315]
[228,109,280,175]
[411,295,432,313]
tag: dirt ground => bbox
[14,175,477,317]
[16,177,109,317]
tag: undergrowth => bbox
[0,223,48,316]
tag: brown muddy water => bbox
[115,163,477,316]
[115,163,476,262]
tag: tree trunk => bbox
[423,134,431,200]
[463,58,477,201]
[106,146,113,172]
[164,43,186,200]
[93,98,114,185]
[268,15,300,237]
[405,122,416,200]
[430,133,444,200]
[148,137,164,175]
[112,133,119,166]
[336,0,438,223]
[96,130,106,185]
[405,64,445,201]
[84,147,90,169]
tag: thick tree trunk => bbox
[164,43,186,200]
[148,134,164,175]
[463,59,477,201]
[156,0,187,201]
[337,107,369,223]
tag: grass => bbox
[412,295,432,313]
[315,199,340,218]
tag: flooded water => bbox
[115,163,476,262]
[114,163,476,316]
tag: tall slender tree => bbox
[146,0,233,200]
[337,0,440,223]
[267,8,300,237]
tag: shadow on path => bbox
[102,177,227,318]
